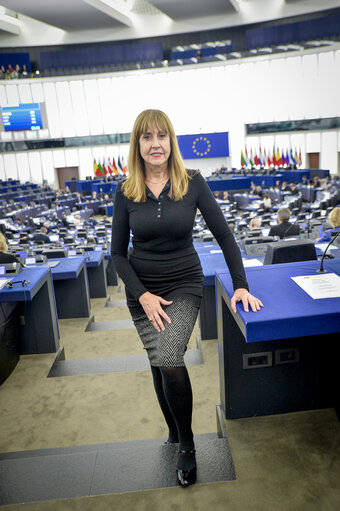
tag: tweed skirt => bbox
[131,295,201,367]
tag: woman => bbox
[0,233,20,264]
[317,207,340,243]
[263,193,272,211]
[111,109,263,488]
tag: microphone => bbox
[317,231,340,273]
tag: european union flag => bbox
[177,132,229,159]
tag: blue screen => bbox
[1,103,43,131]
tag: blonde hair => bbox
[123,109,191,202]
[0,233,8,253]
[329,207,340,228]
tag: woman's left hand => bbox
[230,288,263,314]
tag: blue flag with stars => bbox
[177,132,229,159]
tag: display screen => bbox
[0,103,46,131]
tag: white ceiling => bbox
[0,0,339,47]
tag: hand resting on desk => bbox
[231,288,263,314]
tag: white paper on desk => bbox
[242,258,262,267]
[291,273,340,299]
[210,249,222,253]
[315,242,337,253]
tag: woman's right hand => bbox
[138,291,172,332]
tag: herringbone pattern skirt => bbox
[132,295,201,367]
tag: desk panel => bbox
[216,261,340,419]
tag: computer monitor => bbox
[263,239,317,265]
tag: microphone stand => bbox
[317,231,340,273]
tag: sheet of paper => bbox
[242,259,262,267]
[291,273,340,299]
[0,278,13,290]
[315,242,338,253]
[210,249,222,253]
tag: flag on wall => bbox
[177,132,229,159]
[299,148,302,167]
[244,147,249,167]
[102,159,108,175]
[254,151,259,167]
[259,147,264,168]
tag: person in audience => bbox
[262,193,272,210]
[222,191,230,201]
[75,192,82,204]
[91,191,97,200]
[0,65,5,79]
[269,207,300,239]
[274,180,281,191]
[301,175,309,186]
[249,182,257,195]
[290,183,299,195]
[73,214,83,227]
[316,207,340,243]
[32,226,51,244]
[60,212,71,228]
[87,213,98,227]
[280,181,291,192]
[312,176,321,188]
[249,217,262,230]
[21,64,28,77]
[0,233,20,264]
[255,185,263,197]
[111,109,263,489]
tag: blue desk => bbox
[0,267,59,356]
[49,257,91,319]
[91,182,118,195]
[206,177,251,192]
[85,251,108,298]
[216,260,340,419]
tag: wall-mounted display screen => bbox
[0,103,47,132]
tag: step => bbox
[0,433,236,506]
[48,337,203,377]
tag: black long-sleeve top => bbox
[111,170,248,312]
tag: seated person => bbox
[58,212,70,228]
[87,213,98,227]
[249,217,262,230]
[269,207,300,239]
[280,181,291,192]
[0,233,20,263]
[73,214,83,227]
[255,185,262,197]
[249,182,257,195]
[290,183,299,195]
[262,193,272,210]
[32,226,51,244]
[316,207,340,243]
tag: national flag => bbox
[299,148,302,167]
[117,156,124,175]
[259,146,264,167]
[241,149,246,168]
[121,156,127,174]
[244,147,249,167]
[281,149,286,167]
[107,157,113,175]
[272,147,277,167]
[276,148,283,167]
[93,158,101,177]
[97,160,105,176]
[267,149,272,167]
[249,149,254,168]
[254,151,259,167]
[289,148,296,166]
[102,159,108,175]
[263,148,268,167]
[177,132,229,159]
[294,148,299,167]
[111,157,118,175]
[285,149,289,167]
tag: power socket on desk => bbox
[243,352,272,369]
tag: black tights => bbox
[150,365,194,452]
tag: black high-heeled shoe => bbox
[176,449,197,488]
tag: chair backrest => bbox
[263,239,317,265]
